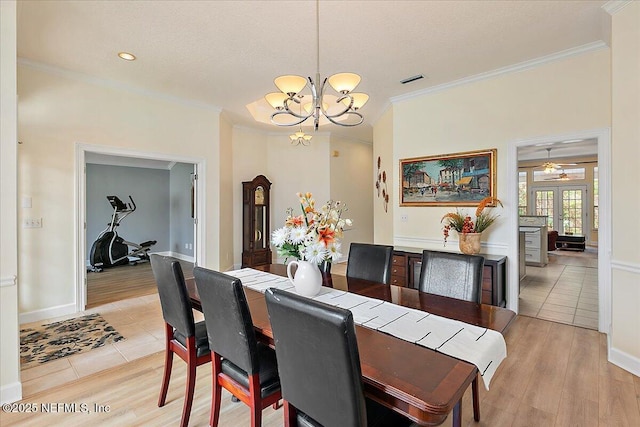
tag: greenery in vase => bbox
[272,192,352,264]
[441,196,503,245]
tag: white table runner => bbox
[226,268,507,390]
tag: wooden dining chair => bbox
[418,249,485,421]
[150,254,211,427]
[265,287,415,427]
[346,242,394,285]
[193,267,281,427]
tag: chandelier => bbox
[289,129,313,146]
[264,0,369,130]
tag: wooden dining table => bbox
[185,264,516,427]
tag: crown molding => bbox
[17,58,222,112]
[390,41,608,104]
[602,1,633,15]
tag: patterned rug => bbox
[20,313,125,369]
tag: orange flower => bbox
[475,196,503,217]
[286,215,305,227]
[317,226,335,247]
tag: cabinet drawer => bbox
[524,235,541,248]
[524,248,541,262]
[391,265,406,277]
[392,255,406,266]
[391,275,406,287]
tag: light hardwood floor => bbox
[8,261,639,426]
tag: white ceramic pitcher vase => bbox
[287,260,322,297]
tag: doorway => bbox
[75,144,205,311]
[507,128,611,334]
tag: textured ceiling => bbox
[16,0,609,143]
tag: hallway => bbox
[519,248,598,330]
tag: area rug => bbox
[20,313,125,369]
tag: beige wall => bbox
[390,49,610,255]
[330,134,374,255]
[372,107,394,245]
[231,128,373,266]
[232,127,269,268]
[1,0,21,404]
[218,114,234,271]
[17,64,223,316]
[610,2,640,364]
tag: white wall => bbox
[0,0,21,404]
[609,1,640,372]
[17,63,223,317]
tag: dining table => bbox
[185,264,516,427]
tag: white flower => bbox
[303,242,328,264]
[327,242,342,262]
[345,218,353,226]
[290,226,308,244]
[271,227,288,247]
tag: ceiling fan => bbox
[538,147,577,173]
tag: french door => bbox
[532,185,588,238]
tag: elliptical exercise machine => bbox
[89,195,157,272]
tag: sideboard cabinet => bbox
[391,247,506,307]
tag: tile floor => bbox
[518,248,599,330]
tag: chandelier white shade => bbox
[264,0,368,130]
[289,130,313,146]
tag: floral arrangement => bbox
[272,192,352,264]
[441,196,503,245]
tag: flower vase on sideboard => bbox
[459,232,482,255]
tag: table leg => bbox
[452,399,461,427]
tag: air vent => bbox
[400,74,424,84]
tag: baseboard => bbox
[152,251,195,263]
[609,344,640,377]
[19,303,77,325]
[0,382,22,405]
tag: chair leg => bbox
[283,401,296,427]
[248,373,262,427]
[158,323,174,407]
[472,376,480,422]
[209,354,223,427]
[179,336,198,427]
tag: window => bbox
[518,171,527,215]
[593,166,599,230]
[533,167,585,182]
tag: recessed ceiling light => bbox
[118,52,136,61]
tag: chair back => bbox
[346,242,394,285]
[418,250,484,303]
[193,267,259,375]
[150,254,195,337]
[265,288,367,427]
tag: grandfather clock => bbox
[242,175,272,267]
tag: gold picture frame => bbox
[400,148,497,207]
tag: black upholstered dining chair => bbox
[346,242,394,285]
[193,267,281,427]
[417,249,485,421]
[150,254,210,427]
[265,288,415,427]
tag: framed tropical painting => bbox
[399,148,497,207]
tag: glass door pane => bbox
[534,189,554,230]
[561,187,586,236]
